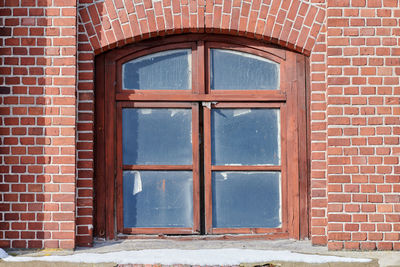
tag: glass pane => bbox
[123,49,192,90]
[212,171,281,228]
[122,108,192,165]
[210,49,279,90]
[123,171,193,228]
[211,108,280,165]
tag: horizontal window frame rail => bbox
[210,166,281,171]
[117,232,291,240]
[122,228,197,235]
[123,165,193,171]
[115,92,287,102]
[210,228,283,235]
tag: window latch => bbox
[202,101,218,109]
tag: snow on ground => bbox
[0,248,8,259]
[2,248,371,265]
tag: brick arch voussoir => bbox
[78,0,325,56]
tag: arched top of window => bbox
[121,46,280,91]
[107,35,293,101]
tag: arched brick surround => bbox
[75,0,327,247]
[78,0,325,55]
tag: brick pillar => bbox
[0,0,77,249]
[326,0,400,250]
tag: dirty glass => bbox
[122,49,191,90]
[212,171,281,228]
[210,49,279,90]
[123,171,193,228]
[122,108,192,165]
[211,108,280,165]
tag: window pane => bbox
[123,171,193,228]
[122,108,192,165]
[211,108,280,165]
[123,49,192,90]
[210,49,279,90]
[212,171,281,228]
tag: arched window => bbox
[95,35,309,239]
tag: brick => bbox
[328,242,344,250]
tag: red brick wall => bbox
[0,0,77,248]
[2,0,400,250]
[326,0,400,250]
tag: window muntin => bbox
[210,49,279,90]
[122,49,192,90]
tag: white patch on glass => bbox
[140,109,152,115]
[170,109,187,117]
[221,172,228,180]
[233,109,251,117]
[131,171,142,195]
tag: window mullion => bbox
[202,104,213,234]
[192,103,201,233]
[195,40,206,95]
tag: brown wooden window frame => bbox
[95,35,309,240]
[203,102,287,235]
[116,101,201,235]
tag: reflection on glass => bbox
[123,171,193,228]
[123,49,191,90]
[211,108,280,165]
[212,171,281,228]
[122,108,192,165]
[210,49,279,90]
